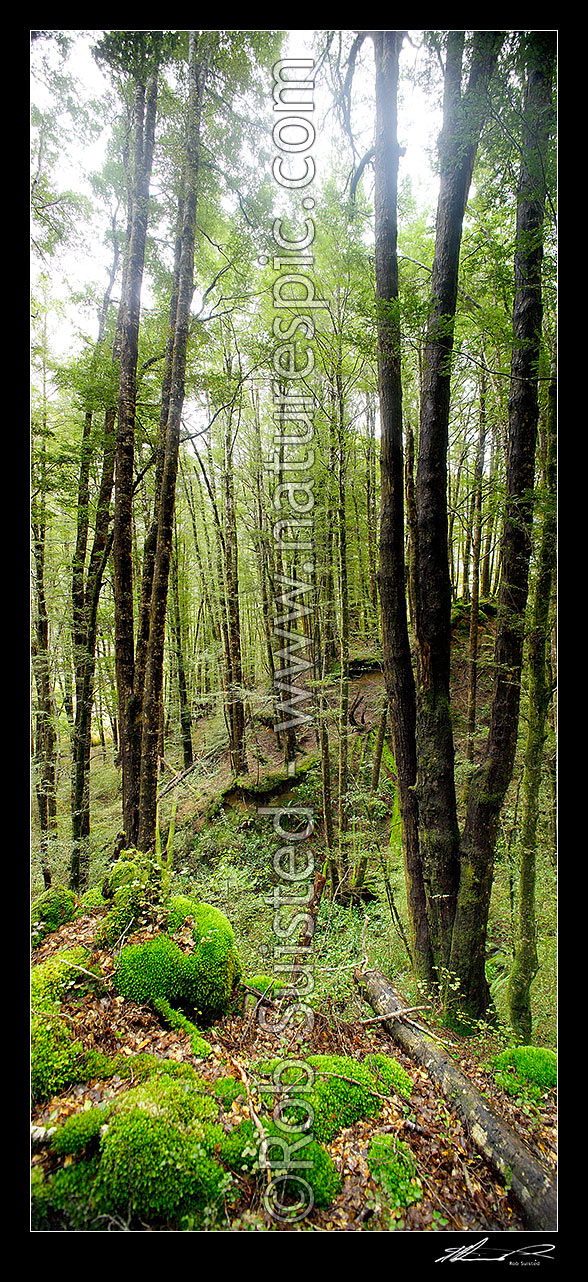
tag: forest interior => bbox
[30,29,558,1239]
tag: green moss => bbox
[218,1116,341,1208]
[40,1155,103,1230]
[365,1053,413,1100]
[167,893,198,932]
[259,1054,388,1145]
[31,1009,84,1102]
[218,1119,260,1173]
[150,995,212,1057]
[51,1107,108,1156]
[31,886,77,946]
[263,1120,342,1209]
[493,1045,557,1097]
[95,883,147,949]
[108,858,145,895]
[367,1133,422,1211]
[212,1075,246,1106]
[95,1073,231,1226]
[80,887,107,911]
[304,1055,383,1143]
[114,907,242,1022]
[31,948,89,1012]
[246,973,287,995]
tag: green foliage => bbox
[51,1107,107,1155]
[367,1134,422,1211]
[31,886,77,946]
[113,907,242,1022]
[493,1045,557,1098]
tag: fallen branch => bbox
[355,967,557,1231]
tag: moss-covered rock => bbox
[218,1116,341,1209]
[493,1045,557,1097]
[367,1133,422,1211]
[167,893,199,932]
[365,1052,413,1100]
[51,1107,107,1156]
[79,887,107,911]
[95,883,147,949]
[114,906,242,1022]
[31,947,89,1012]
[31,886,77,947]
[93,1073,231,1225]
[34,1156,102,1231]
[31,1010,85,1103]
[263,1120,342,1209]
[303,1055,382,1143]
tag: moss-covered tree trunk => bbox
[507,352,556,1041]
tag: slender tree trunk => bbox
[413,31,504,974]
[113,64,159,847]
[373,29,433,982]
[449,33,556,1017]
[138,34,208,851]
[507,352,556,1041]
[171,542,193,770]
[32,453,56,890]
[465,366,487,764]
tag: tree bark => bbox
[450,33,556,1017]
[138,33,209,851]
[373,29,433,982]
[507,351,556,1041]
[113,60,160,846]
[413,31,504,973]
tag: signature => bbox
[436,1238,555,1263]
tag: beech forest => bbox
[30,29,558,1240]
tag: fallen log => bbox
[355,968,557,1231]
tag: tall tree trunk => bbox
[138,33,208,851]
[373,29,433,982]
[70,223,121,889]
[113,63,159,847]
[507,352,556,1041]
[465,365,487,765]
[171,541,193,770]
[449,32,556,1018]
[413,31,504,974]
[32,438,56,890]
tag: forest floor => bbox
[31,616,557,1231]
[31,905,557,1232]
